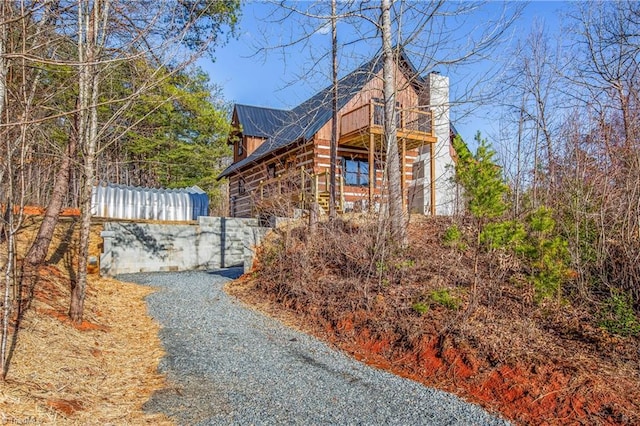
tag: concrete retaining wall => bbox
[100,216,270,276]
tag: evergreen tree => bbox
[453,132,509,221]
[99,65,232,211]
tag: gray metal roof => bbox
[219,48,425,179]
[235,105,292,138]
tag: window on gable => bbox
[237,140,244,156]
[342,158,370,187]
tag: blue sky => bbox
[200,1,570,146]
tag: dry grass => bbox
[0,217,172,425]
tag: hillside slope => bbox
[228,217,640,425]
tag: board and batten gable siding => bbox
[312,64,423,206]
[232,134,267,164]
[228,141,315,217]
[314,65,421,141]
[230,106,268,163]
[246,136,265,158]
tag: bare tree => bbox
[69,0,108,322]
[253,1,520,236]
[569,1,640,299]
[329,0,339,221]
[495,22,565,212]
[1,0,63,377]
[69,0,239,322]
[3,0,238,324]
[490,1,640,307]
[380,0,406,245]
[0,0,12,378]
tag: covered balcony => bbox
[338,100,438,215]
[339,100,437,150]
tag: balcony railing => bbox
[340,101,433,139]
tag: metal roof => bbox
[234,105,292,138]
[218,48,426,179]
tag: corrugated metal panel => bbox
[188,186,208,219]
[91,183,208,221]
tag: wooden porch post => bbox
[401,139,406,211]
[339,175,344,212]
[369,134,374,211]
[300,166,305,206]
[314,174,319,204]
[368,99,375,212]
[430,143,436,216]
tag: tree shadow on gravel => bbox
[143,375,233,424]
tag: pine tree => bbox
[452,132,509,305]
[453,132,509,221]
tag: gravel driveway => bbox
[121,269,509,425]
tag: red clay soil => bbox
[7,205,81,216]
[46,399,84,416]
[39,308,110,332]
[324,320,636,426]
[229,218,640,426]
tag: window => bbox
[238,177,246,194]
[285,155,295,170]
[342,158,370,186]
[413,161,425,179]
[237,140,244,156]
[267,163,276,179]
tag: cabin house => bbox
[218,48,458,218]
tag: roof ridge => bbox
[236,104,291,112]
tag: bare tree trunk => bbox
[0,2,6,123]
[70,0,108,323]
[21,114,78,298]
[15,0,65,293]
[309,201,318,233]
[380,0,407,247]
[329,0,338,221]
[1,0,64,378]
[514,96,525,217]
[0,2,11,375]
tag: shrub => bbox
[525,207,570,301]
[452,133,509,221]
[412,302,429,315]
[477,206,570,301]
[429,289,460,310]
[480,220,527,253]
[443,224,466,250]
[598,289,640,337]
